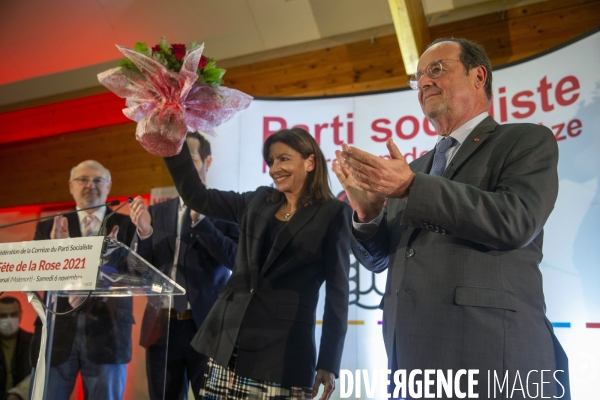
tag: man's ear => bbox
[474,65,487,89]
[205,155,213,171]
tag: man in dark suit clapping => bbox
[334,38,569,399]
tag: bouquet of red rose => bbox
[98,38,252,157]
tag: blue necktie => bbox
[429,137,457,176]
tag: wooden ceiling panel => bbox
[246,0,321,49]
[309,0,392,38]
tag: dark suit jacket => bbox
[353,117,570,398]
[132,197,239,348]
[32,210,136,366]
[0,329,32,398]
[164,142,351,388]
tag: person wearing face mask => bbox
[0,297,32,400]
[162,128,351,400]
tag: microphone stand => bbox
[98,197,133,237]
[0,200,121,229]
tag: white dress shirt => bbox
[76,206,106,236]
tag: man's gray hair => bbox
[70,160,112,181]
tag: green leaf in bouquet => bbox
[163,51,182,72]
[118,58,140,73]
[133,42,151,56]
[157,38,169,53]
[202,68,226,86]
[204,58,217,70]
[152,52,169,69]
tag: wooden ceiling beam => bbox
[387,0,430,74]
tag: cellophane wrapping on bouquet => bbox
[98,44,253,157]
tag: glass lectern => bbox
[31,238,185,400]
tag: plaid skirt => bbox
[199,347,313,400]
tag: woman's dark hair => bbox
[262,128,333,206]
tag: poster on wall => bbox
[201,29,600,399]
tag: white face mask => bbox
[0,317,19,337]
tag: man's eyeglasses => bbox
[408,59,461,90]
[71,177,109,186]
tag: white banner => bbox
[198,29,600,399]
[0,237,103,291]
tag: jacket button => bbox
[250,289,254,294]
[405,248,415,258]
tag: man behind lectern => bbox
[32,160,135,400]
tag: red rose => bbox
[198,55,208,69]
[170,44,186,61]
[151,45,161,54]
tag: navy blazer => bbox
[164,142,351,388]
[32,210,135,366]
[132,197,239,348]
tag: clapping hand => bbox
[130,196,152,237]
[338,138,415,202]
[333,150,385,223]
[50,215,69,239]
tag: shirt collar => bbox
[437,112,489,145]
[76,205,107,224]
[178,196,187,211]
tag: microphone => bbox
[98,197,133,237]
[0,200,121,230]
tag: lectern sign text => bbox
[0,237,102,291]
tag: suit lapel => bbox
[250,200,281,276]
[67,212,82,237]
[443,116,498,179]
[404,117,498,247]
[401,147,435,245]
[164,198,180,255]
[259,202,321,278]
[410,148,435,174]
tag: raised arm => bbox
[164,141,254,224]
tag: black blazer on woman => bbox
[164,143,351,388]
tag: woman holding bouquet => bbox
[163,128,351,400]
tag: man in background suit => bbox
[33,160,135,400]
[334,38,569,399]
[130,132,238,400]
